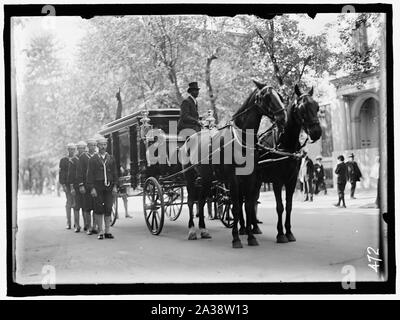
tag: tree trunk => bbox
[169,67,183,105]
[266,20,284,87]
[115,88,123,120]
[38,162,44,195]
[205,54,219,123]
[255,22,284,87]
[27,163,32,193]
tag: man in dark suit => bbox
[314,155,327,195]
[335,155,348,208]
[178,82,202,133]
[346,153,362,199]
[77,138,98,235]
[59,143,76,229]
[299,150,314,201]
[87,136,118,240]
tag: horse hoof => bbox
[252,226,262,234]
[239,227,246,235]
[276,234,289,243]
[248,238,259,246]
[201,231,212,239]
[286,233,296,242]
[232,240,243,248]
[188,232,197,240]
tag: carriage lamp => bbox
[140,110,153,140]
[205,109,216,129]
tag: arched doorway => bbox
[359,97,379,148]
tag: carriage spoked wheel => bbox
[163,186,184,221]
[143,177,165,235]
[215,186,234,228]
[111,196,118,227]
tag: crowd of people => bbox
[59,137,118,240]
[298,151,329,202]
[333,153,363,208]
[298,151,363,208]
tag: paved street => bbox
[16,188,382,285]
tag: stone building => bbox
[308,18,381,190]
[328,72,380,190]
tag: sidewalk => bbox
[257,187,379,211]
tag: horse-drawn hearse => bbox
[99,81,322,248]
[98,108,233,235]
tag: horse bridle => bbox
[293,94,320,128]
[254,86,286,120]
[292,94,320,148]
[231,87,286,123]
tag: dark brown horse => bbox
[256,84,322,243]
[180,80,286,248]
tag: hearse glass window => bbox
[119,130,130,176]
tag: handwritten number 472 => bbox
[367,247,382,273]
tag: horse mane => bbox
[276,99,301,152]
[232,89,256,118]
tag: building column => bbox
[337,96,348,150]
[344,96,353,150]
[351,116,361,149]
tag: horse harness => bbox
[256,94,318,166]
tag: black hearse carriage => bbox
[98,108,187,234]
[99,108,233,235]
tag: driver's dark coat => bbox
[178,96,201,132]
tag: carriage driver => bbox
[86,136,118,240]
[178,82,202,133]
[178,82,203,183]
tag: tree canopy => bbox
[15,13,383,193]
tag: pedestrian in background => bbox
[59,143,76,229]
[334,155,348,208]
[299,150,314,201]
[119,166,132,219]
[346,153,362,199]
[313,155,327,195]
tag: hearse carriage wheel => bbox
[215,185,234,228]
[111,196,118,226]
[163,185,184,221]
[143,177,165,235]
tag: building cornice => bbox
[330,71,379,89]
